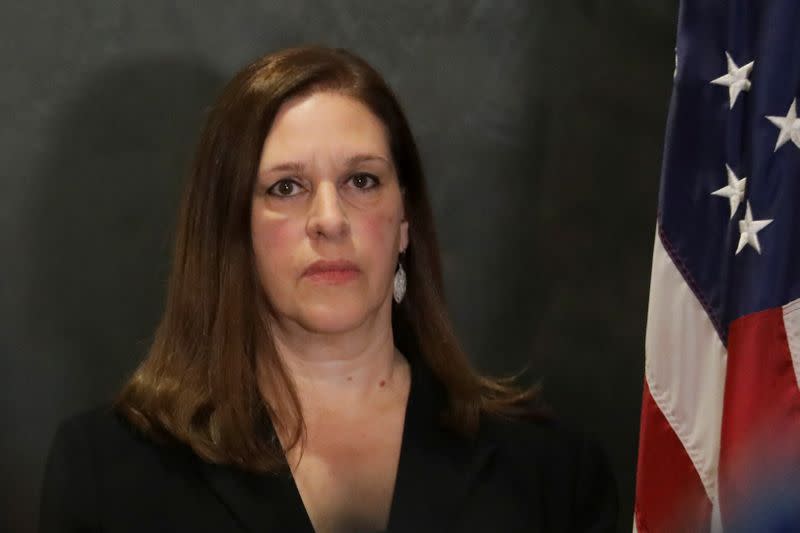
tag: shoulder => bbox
[45,403,199,480]
[40,405,201,532]
[50,405,141,448]
[478,413,619,532]
[46,405,183,470]
[481,412,601,468]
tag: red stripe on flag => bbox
[719,307,800,525]
[635,380,711,533]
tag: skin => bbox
[251,91,411,531]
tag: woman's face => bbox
[252,91,408,335]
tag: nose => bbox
[306,181,350,241]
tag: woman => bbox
[40,46,617,533]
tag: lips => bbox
[303,259,360,277]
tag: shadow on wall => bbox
[7,57,224,533]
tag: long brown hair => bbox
[115,45,538,473]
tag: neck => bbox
[259,300,408,420]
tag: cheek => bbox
[252,212,298,278]
[358,209,400,260]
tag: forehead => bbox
[260,91,391,165]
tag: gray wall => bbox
[1,2,677,531]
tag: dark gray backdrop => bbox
[1,2,677,531]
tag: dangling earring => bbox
[393,254,407,304]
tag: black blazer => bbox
[40,352,618,533]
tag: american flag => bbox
[634,1,800,531]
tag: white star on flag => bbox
[710,52,754,109]
[736,202,773,255]
[711,164,747,219]
[766,98,800,151]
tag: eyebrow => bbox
[344,153,392,167]
[261,153,393,176]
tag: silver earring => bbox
[393,261,407,304]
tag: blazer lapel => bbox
[198,449,315,532]
[387,353,498,533]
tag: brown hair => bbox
[115,45,538,473]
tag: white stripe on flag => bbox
[781,297,800,390]
[645,228,728,507]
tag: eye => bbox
[267,178,304,198]
[348,173,380,190]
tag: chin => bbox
[298,302,370,334]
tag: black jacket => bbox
[39,351,618,533]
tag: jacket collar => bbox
[199,457,313,531]
[198,348,497,533]
[386,349,498,532]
